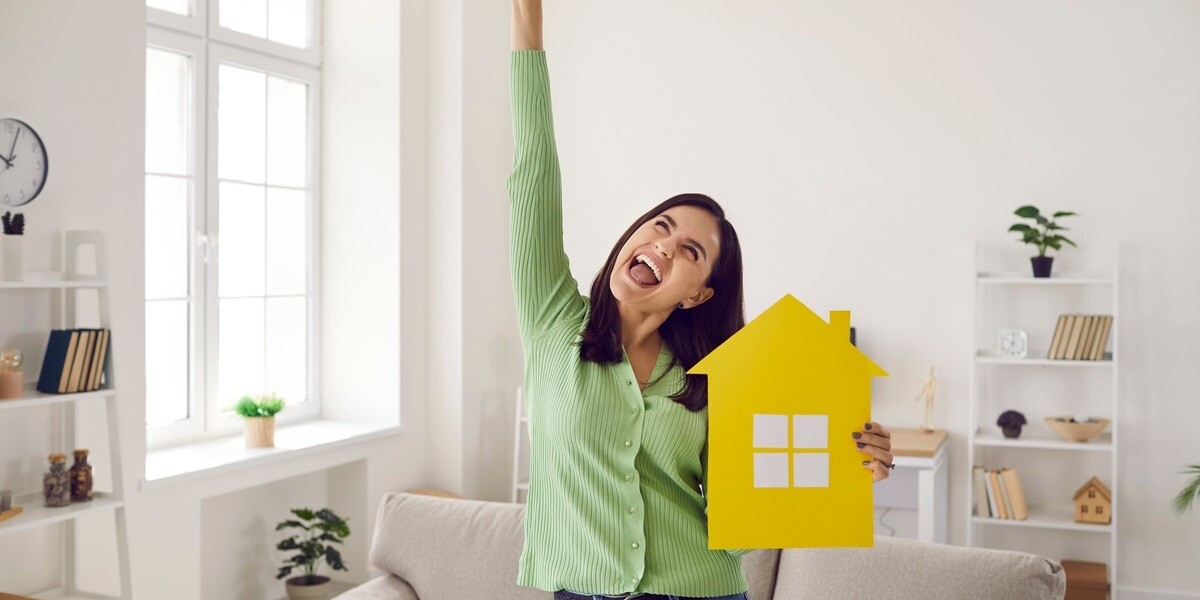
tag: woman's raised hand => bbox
[512,0,543,51]
[854,422,894,483]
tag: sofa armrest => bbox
[334,575,418,600]
[773,536,1065,600]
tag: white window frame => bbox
[146,0,322,449]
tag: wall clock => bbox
[0,118,48,207]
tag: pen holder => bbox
[0,371,22,399]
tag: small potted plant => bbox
[236,393,284,448]
[276,507,350,600]
[1008,205,1077,278]
[1,211,25,282]
[1173,464,1200,516]
[996,410,1027,439]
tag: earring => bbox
[678,303,684,309]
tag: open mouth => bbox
[628,253,663,287]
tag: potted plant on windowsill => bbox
[276,507,350,600]
[1008,205,1077,278]
[236,394,284,448]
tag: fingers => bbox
[863,421,892,439]
[862,459,890,482]
[851,431,891,452]
[856,441,894,466]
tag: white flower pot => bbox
[0,235,23,282]
[285,575,331,600]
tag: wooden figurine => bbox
[1073,476,1112,525]
[914,366,937,432]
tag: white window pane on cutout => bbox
[219,297,265,411]
[147,0,189,16]
[753,414,788,449]
[266,187,306,295]
[145,175,189,300]
[792,415,828,449]
[265,296,306,404]
[145,300,189,426]
[753,453,789,488]
[218,64,266,183]
[145,47,189,176]
[266,76,308,187]
[268,0,308,48]
[219,0,267,38]
[792,453,830,488]
[218,182,266,297]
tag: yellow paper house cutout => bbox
[689,294,887,549]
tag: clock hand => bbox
[6,129,20,169]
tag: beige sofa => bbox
[337,493,1065,600]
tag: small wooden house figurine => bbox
[1073,476,1112,525]
[689,294,887,549]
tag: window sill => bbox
[141,419,401,490]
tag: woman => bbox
[507,2,895,598]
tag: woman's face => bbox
[609,205,722,314]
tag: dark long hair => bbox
[577,193,745,412]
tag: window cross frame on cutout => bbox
[751,413,830,489]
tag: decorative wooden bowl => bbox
[1044,417,1110,442]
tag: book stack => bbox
[36,329,112,394]
[973,466,1029,520]
[1047,315,1113,360]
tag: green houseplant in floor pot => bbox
[1008,205,1077,278]
[277,507,350,600]
[236,394,285,447]
[1173,464,1200,516]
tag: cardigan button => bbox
[624,474,633,482]
[624,440,632,448]
[631,542,639,549]
[629,507,637,514]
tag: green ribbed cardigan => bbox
[506,50,749,597]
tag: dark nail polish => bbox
[851,432,862,439]
[862,460,870,466]
[865,423,873,430]
[857,442,865,448]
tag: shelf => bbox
[975,350,1113,367]
[976,273,1112,285]
[0,280,107,290]
[0,492,124,537]
[972,504,1112,533]
[973,430,1112,452]
[0,386,115,411]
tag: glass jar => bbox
[70,449,94,502]
[43,453,70,507]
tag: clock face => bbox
[998,329,1028,358]
[0,118,48,207]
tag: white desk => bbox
[873,429,949,543]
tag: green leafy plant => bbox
[276,508,350,584]
[235,394,285,418]
[1008,205,1077,257]
[1173,464,1200,515]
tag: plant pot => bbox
[1,235,24,282]
[285,575,331,600]
[244,416,275,447]
[1030,255,1054,278]
[1001,425,1023,439]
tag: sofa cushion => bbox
[368,493,549,600]
[772,536,1065,600]
[741,549,779,600]
[335,575,419,600]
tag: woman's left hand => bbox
[854,422,894,483]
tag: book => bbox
[77,329,97,392]
[36,330,74,394]
[1071,316,1089,360]
[990,470,1010,519]
[973,466,990,517]
[1054,315,1075,359]
[984,469,1001,519]
[1001,468,1029,520]
[997,469,1015,519]
[66,330,92,393]
[1047,315,1068,360]
[1063,315,1086,360]
[1080,316,1101,360]
[89,329,110,391]
[57,330,80,393]
[1092,316,1113,361]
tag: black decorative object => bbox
[997,410,1028,439]
[1,211,23,235]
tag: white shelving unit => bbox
[967,242,1119,595]
[511,386,529,503]
[0,231,131,599]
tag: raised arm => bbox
[512,0,543,51]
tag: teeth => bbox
[636,254,662,282]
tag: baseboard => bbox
[1117,586,1200,600]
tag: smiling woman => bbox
[506,1,892,598]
